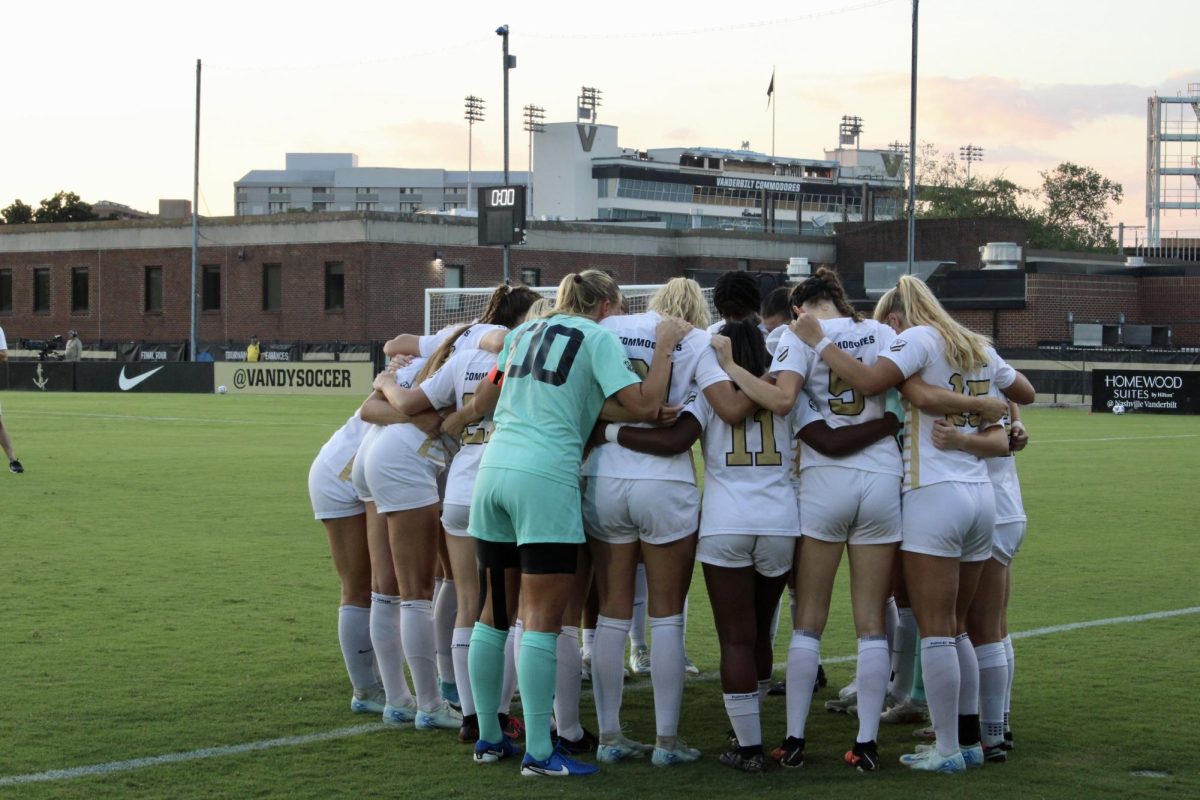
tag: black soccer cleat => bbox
[9,459,24,474]
[845,740,880,772]
[770,736,805,769]
[557,727,599,755]
[720,745,765,773]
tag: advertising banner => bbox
[1090,370,1200,414]
[6,361,75,392]
[214,362,374,395]
[74,363,215,394]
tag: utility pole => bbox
[906,0,919,274]
[497,25,516,283]
[463,96,485,212]
[190,58,201,362]
[523,104,545,219]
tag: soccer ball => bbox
[1112,403,1125,415]
[217,385,228,394]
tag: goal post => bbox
[425,284,717,334]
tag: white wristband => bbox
[604,423,624,444]
[814,337,833,356]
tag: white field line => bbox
[1032,433,1200,444]
[1,605,1197,787]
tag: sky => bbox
[3,0,1197,239]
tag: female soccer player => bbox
[378,285,539,743]
[465,270,689,777]
[583,277,751,766]
[790,274,1032,772]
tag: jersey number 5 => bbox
[726,410,783,467]
[829,361,865,416]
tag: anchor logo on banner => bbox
[33,363,49,391]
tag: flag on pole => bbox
[766,68,775,110]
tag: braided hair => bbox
[712,271,762,321]
[789,267,861,321]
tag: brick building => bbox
[1,211,1198,353]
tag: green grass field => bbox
[1,393,1197,799]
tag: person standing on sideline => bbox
[247,335,261,362]
[64,330,83,362]
[0,325,24,473]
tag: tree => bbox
[33,191,98,223]
[1033,162,1123,251]
[1,199,34,224]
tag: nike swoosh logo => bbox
[526,764,570,776]
[356,648,373,654]
[119,366,165,391]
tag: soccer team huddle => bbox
[307,266,1034,777]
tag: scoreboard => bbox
[477,185,527,246]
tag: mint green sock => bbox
[518,630,560,761]
[469,622,509,744]
[911,642,926,703]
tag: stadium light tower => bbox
[523,104,545,218]
[464,95,486,211]
[959,143,984,180]
[839,115,864,148]
[578,86,602,122]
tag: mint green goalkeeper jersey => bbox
[479,313,641,488]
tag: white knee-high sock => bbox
[555,626,585,741]
[452,627,476,717]
[649,614,685,740]
[920,637,960,756]
[955,633,980,716]
[975,642,1007,747]
[888,607,918,700]
[499,621,520,715]
[433,580,457,685]
[338,605,379,692]
[581,627,596,661]
[757,678,772,703]
[1002,634,1015,718]
[400,599,439,711]
[595,615,631,735]
[724,692,761,748]
[855,636,890,744]
[884,597,899,655]
[629,566,648,649]
[370,593,412,706]
[785,631,821,740]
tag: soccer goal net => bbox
[425,284,717,334]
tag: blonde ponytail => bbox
[649,277,710,328]
[554,270,621,318]
[875,275,990,372]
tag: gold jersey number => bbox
[945,373,991,428]
[726,410,783,467]
[459,392,491,445]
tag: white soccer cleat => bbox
[651,740,701,767]
[880,696,929,725]
[684,656,700,676]
[596,733,653,763]
[900,747,966,773]
[415,700,464,731]
[350,685,387,715]
[629,646,651,675]
[382,699,419,727]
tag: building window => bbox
[33,267,51,312]
[144,266,162,313]
[737,259,750,272]
[202,265,221,311]
[312,187,329,194]
[0,269,12,313]
[312,202,329,211]
[71,267,89,312]
[262,263,281,311]
[520,267,541,286]
[325,262,345,311]
[355,202,376,211]
[269,202,286,213]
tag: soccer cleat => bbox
[629,646,651,675]
[596,733,653,763]
[901,747,966,773]
[961,743,984,768]
[439,678,461,710]
[382,699,419,727]
[501,714,525,740]
[415,700,463,731]
[1003,725,1014,750]
[651,739,701,767]
[474,736,522,764]
[816,663,828,688]
[845,740,881,772]
[880,696,928,725]
[684,656,700,676]
[9,459,24,474]
[825,690,857,714]
[520,747,600,777]
[350,685,387,715]
[459,714,480,744]
[912,725,936,740]
[580,652,592,682]
[720,747,765,773]
[767,679,787,697]
[983,744,1008,763]
[770,736,805,769]
[557,728,599,755]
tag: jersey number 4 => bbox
[507,323,584,386]
[726,410,783,467]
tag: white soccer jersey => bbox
[771,319,901,476]
[881,325,1015,491]
[685,391,799,537]
[417,322,505,357]
[584,313,729,483]
[419,347,499,507]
